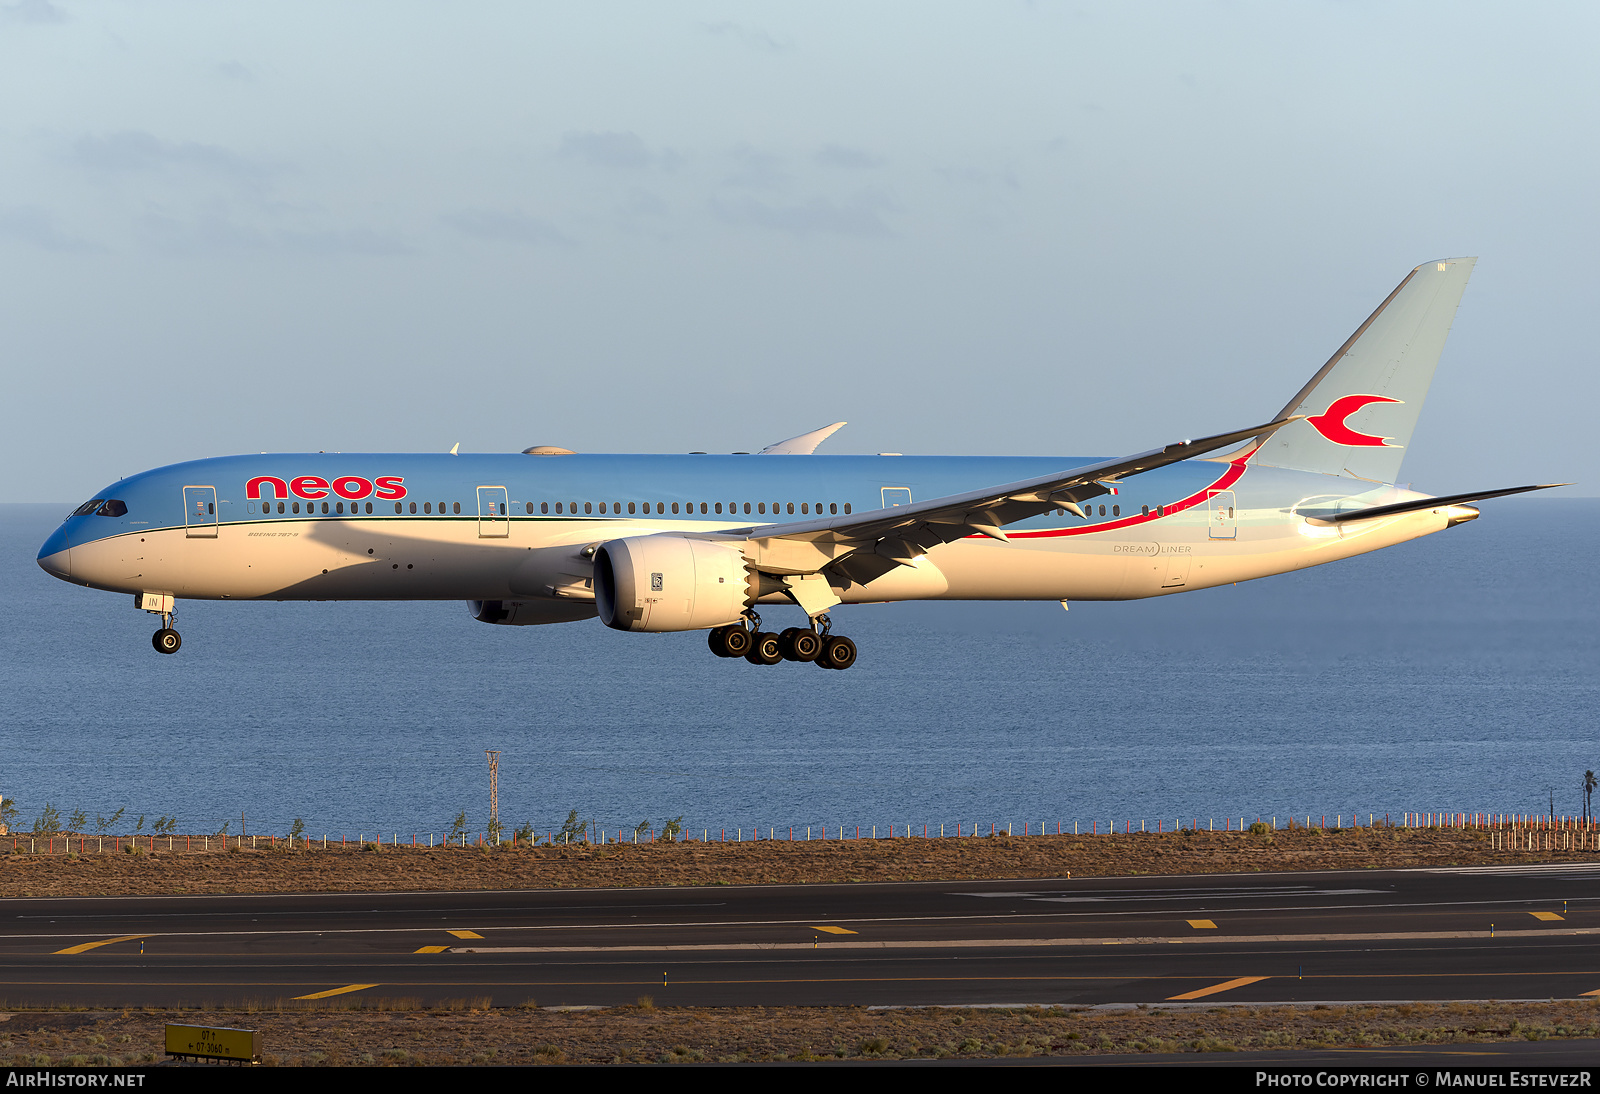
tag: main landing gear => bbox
[707,612,857,670]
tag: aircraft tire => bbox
[711,626,751,658]
[152,628,181,655]
[817,634,856,670]
[744,631,783,665]
[781,629,822,662]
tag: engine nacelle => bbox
[594,535,749,632]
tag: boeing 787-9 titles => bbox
[37,258,1561,668]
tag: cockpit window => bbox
[73,499,127,517]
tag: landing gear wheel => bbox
[709,626,752,658]
[815,634,856,670]
[744,631,783,665]
[780,628,822,662]
[152,628,181,654]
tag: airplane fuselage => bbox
[36,450,1468,610]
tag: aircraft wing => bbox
[723,417,1297,587]
[758,422,847,455]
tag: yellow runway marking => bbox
[1187,919,1218,929]
[447,930,484,939]
[811,926,858,935]
[1530,912,1564,921]
[294,983,379,1000]
[414,946,450,954]
[1167,975,1269,1001]
[53,935,144,955]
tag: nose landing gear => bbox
[138,593,181,654]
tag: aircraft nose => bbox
[37,525,72,580]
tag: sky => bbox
[1,1,1596,502]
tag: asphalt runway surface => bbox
[5,863,1600,1009]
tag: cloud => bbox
[442,209,574,248]
[559,130,660,171]
[711,192,894,238]
[280,227,411,257]
[815,144,883,170]
[67,131,276,188]
[0,206,102,252]
[722,145,788,190]
[215,61,254,82]
[935,165,1020,190]
[135,213,410,257]
[0,0,68,25]
[700,20,792,53]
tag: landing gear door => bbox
[477,485,510,538]
[1207,490,1237,540]
[183,486,218,538]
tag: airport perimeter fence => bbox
[4,811,1600,855]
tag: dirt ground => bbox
[1,999,1597,1065]
[2,824,1587,899]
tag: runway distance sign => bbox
[164,1024,261,1065]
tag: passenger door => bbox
[183,486,218,538]
[477,485,510,538]
[1207,490,1237,540]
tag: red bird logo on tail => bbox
[1306,394,1402,447]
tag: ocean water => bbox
[3,498,1596,840]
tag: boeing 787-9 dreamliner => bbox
[37,258,1560,668]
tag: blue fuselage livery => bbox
[35,259,1561,667]
[35,450,1339,603]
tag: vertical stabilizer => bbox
[1250,257,1476,483]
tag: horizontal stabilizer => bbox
[1314,483,1568,524]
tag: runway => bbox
[5,863,1600,1008]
